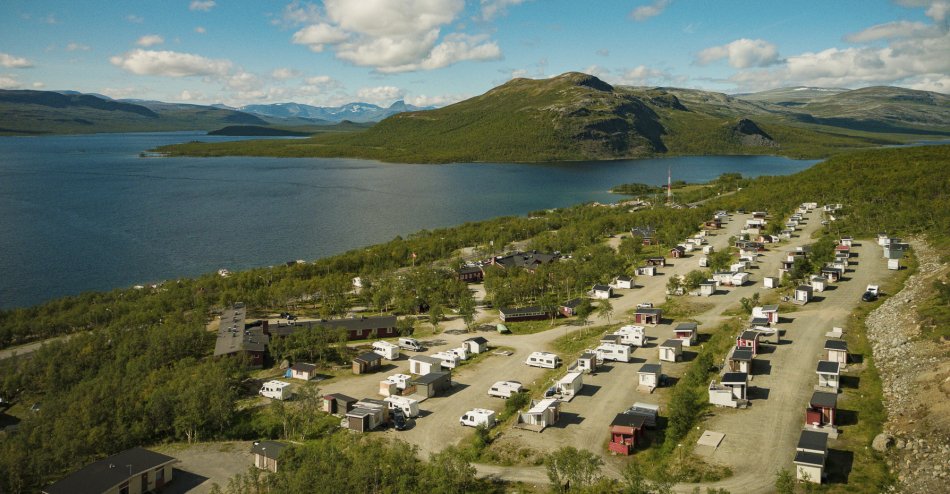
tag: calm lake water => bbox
[0,132,818,309]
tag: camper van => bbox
[259,380,292,400]
[594,343,632,363]
[525,352,561,369]
[372,341,401,360]
[460,408,497,428]
[398,337,425,351]
[383,395,420,418]
[488,381,524,398]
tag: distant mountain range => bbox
[157,72,950,163]
[237,100,434,123]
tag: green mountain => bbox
[0,90,282,135]
[157,72,950,163]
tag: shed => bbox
[555,372,584,400]
[345,399,388,432]
[699,281,716,297]
[516,398,560,432]
[352,351,382,375]
[608,413,647,455]
[659,339,683,362]
[645,257,666,267]
[499,306,547,322]
[821,266,843,282]
[752,305,779,325]
[816,361,840,390]
[794,285,814,305]
[409,355,441,375]
[721,372,748,400]
[592,284,613,300]
[809,275,826,292]
[638,363,661,392]
[463,336,489,354]
[670,245,686,258]
[634,308,663,326]
[795,430,829,484]
[411,371,452,398]
[636,265,657,277]
[323,393,358,415]
[575,352,598,373]
[736,330,760,357]
[614,275,635,289]
[806,391,838,428]
[251,441,288,473]
[727,348,754,374]
[824,340,848,368]
[763,276,779,289]
[287,362,317,381]
[674,322,698,347]
[559,298,584,317]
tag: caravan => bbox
[594,343,632,362]
[460,409,497,428]
[488,381,524,398]
[525,352,561,369]
[614,325,646,347]
[431,351,461,369]
[383,395,420,418]
[372,341,401,360]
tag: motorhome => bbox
[525,352,561,369]
[372,341,401,360]
[431,351,460,369]
[259,380,292,400]
[460,408,497,428]
[488,380,524,398]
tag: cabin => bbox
[409,355,441,375]
[736,330,760,357]
[516,398,561,432]
[287,362,318,381]
[463,336,489,354]
[674,322,698,347]
[670,246,687,258]
[592,284,613,299]
[630,226,657,245]
[457,265,484,283]
[608,413,647,455]
[559,298,584,317]
[795,430,829,484]
[614,275,635,289]
[708,372,748,408]
[888,258,901,270]
[352,351,383,375]
[323,393,357,415]
[763,276,779,289]
[727,347,754,374]
[638,363,661,392]
[555,372,584,400]
[821,266,843,282]
[751,305,779,325]
[794,285,814,305]
[825,340,848,368]
[636,265,657,277]
[614,325,646,346]
[574,352,598,373]
[658,339,683,362]
[699,280,716,297]
[411,371,452,398]
[490,251,559,272]
[712,271,735,286]
[307,315,399,341]
[721,372,749,400]
[645,257,666,267]
[634,308,663,326]
[499,306,547,322]
[345,399,389,432]
[809,275,826,292]
[251,441,288,473]
[806,391,838,429]
[41,447,177,494]
[816,361,840,390]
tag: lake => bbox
[0,132,818,309]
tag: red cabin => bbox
[608,413,646,455]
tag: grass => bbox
[551,323,618,356]
[502,318,563,335]
[658,297,714,320]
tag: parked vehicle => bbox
[488,381,524,398]
[392,409,408,431]
[398,337,425,351]
[259,380,292,400]
[525,352,561,369]
[372,341,401,360]
[862,291,878,302]
[460,408,497,428]
[383,395,420,418]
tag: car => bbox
[392,409,408,431]
[861,291,878,302]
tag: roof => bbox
[630,226,656,237]
[593,284,612,291]
[750,317,770,325]
[731,348,754,361]
[250,441,288,460]
[721,372,748,385]
[43,447,177,494]
[639,363,662,374]
[675,322,697,332]
[817,361,840,374]
[354,351,382,364]
[493,251,558,270]
[796,285,814,292]
[611,413,647,429]
[824,340,848,351]
[762,305,779,311]
[464,336,488,345]
[499,306,545,317]
[457,266,483,275]
[793,451,826,467]
[660,339,683,350]
[324,393,357,403]
[810,391,838,409]
[561,298,583,309]
[412,371,450,385]
[616,275,633,282]
[310,315,397,332]
[579,351,597,360]
[410,355,442,365]
[290,362,317,373]
[636,308,663,316]
[739,330,760,341]
[671,245,686,252]
[797,430,829,453]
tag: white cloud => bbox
[110,49,232,77]
[897,0,950,21]
[195,26,206,34]
[0,52,34,68]
[136,35,165,47]
[406,93,465,107]
[277,0,324,26]
[189,1,216,12]
[479,0,529,21]
[0,75,20,88]
[374,33,501,73]
[66,42,91,52]
[292,23,349,52]
[845,21,936,43]
[32,81,45,88]
[696,38,780,68]
[630,0,671,22]
[356,85,406,105]
[596,48,610,57]
[179,89,204,101]
[126,14,144,23]
[618,65,680,85]
[271,67,299,80]
[325,0,461,37]
[226,71,263,92]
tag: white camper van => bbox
[259,380,292,400]
[398,337,424,352]
[594,343,632,362]
[488,381,524,398]
[614,325,646,347]
[525,352,561,369]
[372,341,401,360]
[460,408,497,428]
[383,395,420,418]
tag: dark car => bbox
[392,409,408,431]
[861,291,878,302]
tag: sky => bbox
[1,0,948,108]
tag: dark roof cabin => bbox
[42,447,177,494]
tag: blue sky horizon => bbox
[1,0,948,108]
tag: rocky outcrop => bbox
[733,118,777,147]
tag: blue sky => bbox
[1,0,948,107]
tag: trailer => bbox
[460,408,497,428]
[372,341,401,360]
[614,325,646,347]
[448,346,469,361]
[383,395,420,418]
[431,351,461,369]
[488,381,524,399]
[594,343,632,363]
[378,374,412,397]
[525,351,561,369]
[259,380,292,400]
